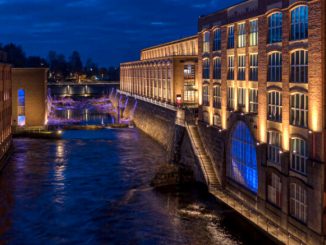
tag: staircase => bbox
[186,124,220,190]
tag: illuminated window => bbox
[227,56,235,80]
[202,85,209,106]
[228,26,235,49]
[291,6,308,41]
[267,131,282,164]
[203,31,210,53]
[268,52,282,82]
[268,91,282,122]
[229,121,258,193]
[238,55,246,80]
[213,28,221,51]
[249,54,258,81]
[213,57,221,80]
[227,86,235,110]
[290,183,307,222]
[238,23,246,48]
[267,173,282,207]
[237,87,246,109]
[250,20,258,46]
[249,89,258,113]
[18,89,26,126]
[268,12,283,43]
[290,137,307,175]
[213,85,221,109]
[184,65,196,103]
[202,59,210,79]
[290,93,308,128]
[291,50,308,83]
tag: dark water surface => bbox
[0,129,275,245]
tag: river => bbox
[0,128,275,244]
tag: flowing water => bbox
[0,129,276,244]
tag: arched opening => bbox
[228,121,258,193]
[17,88,26,126]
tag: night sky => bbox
[1,0,242,67]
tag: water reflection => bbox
[0,129,275,244]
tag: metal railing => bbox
[117,90,177,111]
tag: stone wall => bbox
[113,93,176,154]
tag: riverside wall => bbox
[111,92,206,184]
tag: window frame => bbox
[290,49,308,83]
[268,90,282,122]
[290,5,308,41]
[268,52,282,82]
[268,12,283,44]
[290,137,308,175]
[290,92,308,128]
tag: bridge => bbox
[48,82,120,97]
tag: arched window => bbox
[249,88,258,113]
[267,130,282,164]
[267,172,282,207]
[18,89,26,126]
[291,5,308,40]
[238,22,246,48]
[227,55,235,80]
[203,31,210,53]
[213,28,221,51]
[213,57,221,80]
[290,93,308,127]
[238,55,246,80]
[268,91,282,122]
[213,85,221,109]
[268,12,283,43]
[228,25,235,49]
[202,84,209,106]
[291,50,308,83]
[290,183,307,222]
[290,137,308,174]
[227,86,235,110]
[228,121,258,193]
[202,59,210,79]
[250,19,258,46]
[268,52,282,82]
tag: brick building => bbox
[120,36,199,106]
[198,0,326,243]
[0,52,12,167]
[12,68,48,129]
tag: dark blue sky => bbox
[1,0,242,67]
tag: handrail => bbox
[185,122,211,187]
[117,89,177,111]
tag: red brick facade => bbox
[198,0,326,244]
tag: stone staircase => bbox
[186,124,220,190]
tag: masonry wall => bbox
[12,68,48,128]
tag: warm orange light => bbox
[282,127,289,151]
[311,106,320,132]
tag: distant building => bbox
[0,52,12,165]
[120,36,199,106]
[12,68,48,129]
